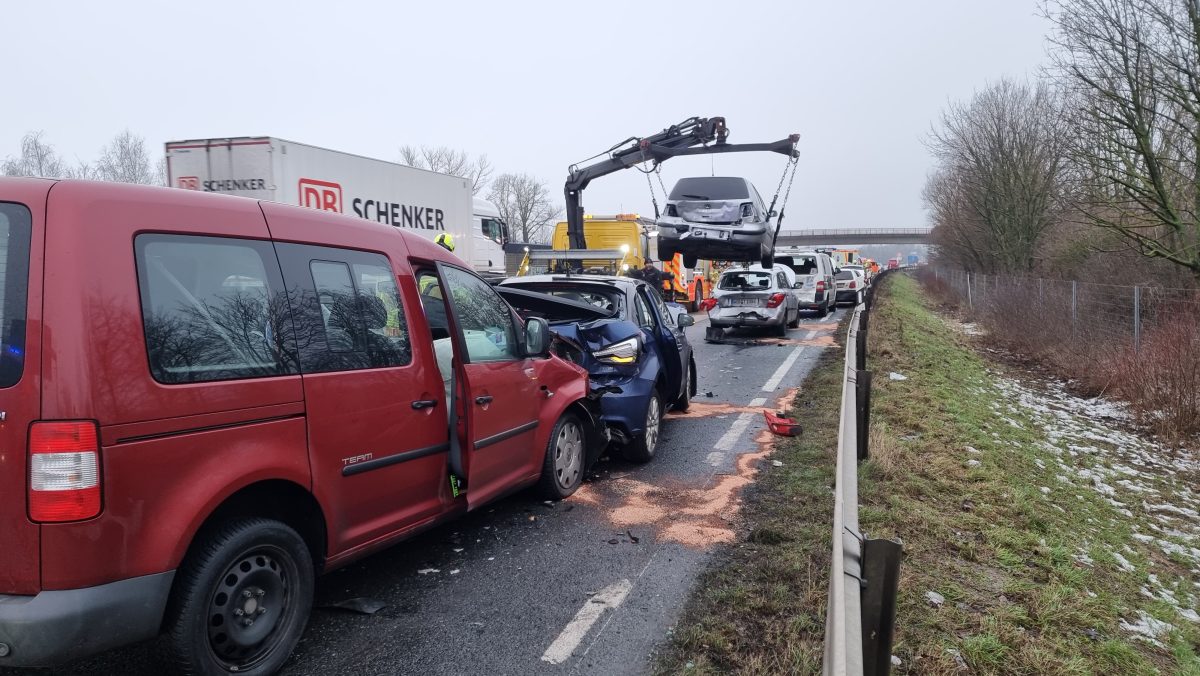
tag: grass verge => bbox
[862,274,1199,675]
[652,314,849,674]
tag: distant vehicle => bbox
[906,253,920,266]
[0,177,605,672]
[657,176,776,269]
[707,266,801,338]
[887,258,901,270]
[775,250,836,316]
[498,275,695,463]
[842,263,868,285]
[165,137,510,276]
[834,268,866,306]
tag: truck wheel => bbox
[683,253,698,268]
[623,391,662,463]
[690,285,704,312]
[162,518,314,676]
[675,361,695,412]
[538,412,586,500]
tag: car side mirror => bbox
[793,281,804,289]
[677,313,695,328]
[524,317,551,357]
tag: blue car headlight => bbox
[592,336,640,365]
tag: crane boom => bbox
[564,116,799,250]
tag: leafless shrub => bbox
[1115,314,1200,439]
[399,144,492,195]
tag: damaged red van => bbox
[0,178,605,674]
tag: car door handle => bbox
[411,399,438,410]
[474,395,493,405]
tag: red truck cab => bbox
[0,179,604,674]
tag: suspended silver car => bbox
[656,177,777,269]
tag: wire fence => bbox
[931,268,1200,354]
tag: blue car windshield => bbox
[509,284,625,317]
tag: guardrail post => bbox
[855,370,872,461]
[1133,286,1141,353]
[855,326,868,371]
[861,538,903,675]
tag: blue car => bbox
[498,275,696,463]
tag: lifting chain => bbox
[768,155,801,247]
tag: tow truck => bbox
[563,117,800,267]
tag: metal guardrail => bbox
[823,271,903,676]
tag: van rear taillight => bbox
[816,280,826,292]
[29,421,102,523]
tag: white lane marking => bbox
[706,451,724,466]
[542,579,633,664]
[762,346,805,392]
[805,329,818,339]
[711,397,767,456]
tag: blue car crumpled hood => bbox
[550,318,642,378]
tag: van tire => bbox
[623,391,662,463]
[162,518,314,676]
[538,412,587,500]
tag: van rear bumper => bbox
[0,570,175,667]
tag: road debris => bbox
[417,568,440,575]
[320,597,388,615]
[626,529,639,544]
[772,460,784,467]
[888,372,908,381]
[925,590,945,607]
[763,409,802,436]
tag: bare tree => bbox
[1046,0,1200,276]
[925,79,1068,273]
[487,173,560,243]
[95,130,156,185]
[2,131,70,178]
[398,144,493,195]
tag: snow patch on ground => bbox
[987,366,1200,629]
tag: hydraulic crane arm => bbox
[564,116,799,250]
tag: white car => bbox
[775,250,836,316]
[707,266,800,338]
[834,268,866,306]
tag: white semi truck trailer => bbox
[165,137,509,275]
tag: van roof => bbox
[26,179,459,264]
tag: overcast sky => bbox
[4,0,1047,230]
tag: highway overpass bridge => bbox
[774,228,932,246]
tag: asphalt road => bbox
[38,307,842,676]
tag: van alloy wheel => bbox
[553,419,584,490]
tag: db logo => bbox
[298,178,342,213]
[177,176,200,190]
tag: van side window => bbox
[0,203,31,388]
[439,265,518,362]
[135,234,298,384]
[277,244,411,373]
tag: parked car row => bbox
[0,178,699,675]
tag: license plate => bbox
[691,227,729,240]
[731,298,761,307]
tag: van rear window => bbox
[0,203,31,388]
[135,234,298,384]
[668,177,749,201]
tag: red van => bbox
[0,178,605,674]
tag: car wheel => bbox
[538,412,586,499]
[773,321,787,337]
[675,360,695,412]
[623,391,662,463]
[161,518,314,676]
[683,253,698,268]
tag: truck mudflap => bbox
[0,571,175,667]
